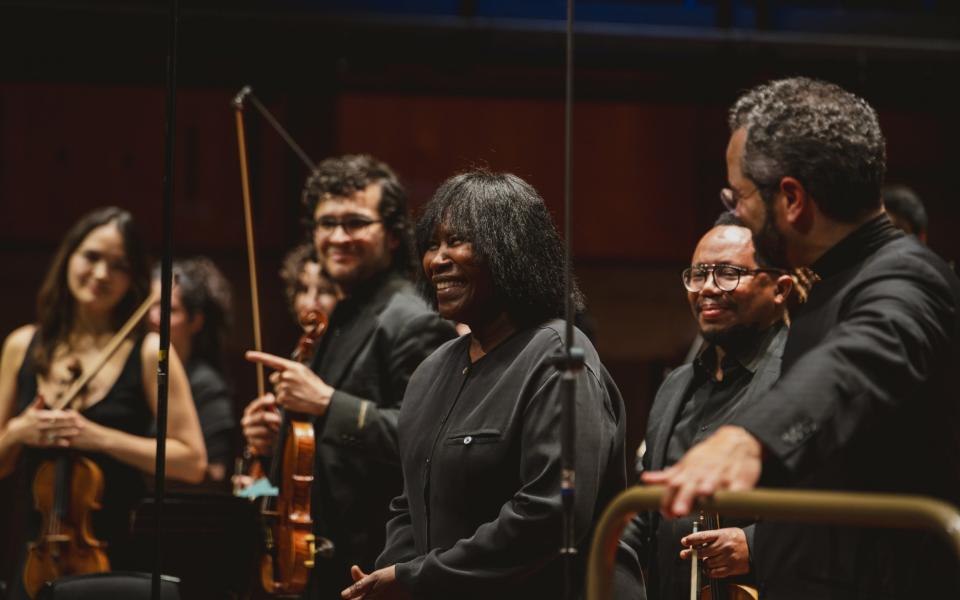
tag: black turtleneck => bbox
[780,214,904,373]
[810,213,902,279]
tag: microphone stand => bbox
[154,0,179,597]
[551,2,582,600]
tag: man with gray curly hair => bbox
[643,78,960,598]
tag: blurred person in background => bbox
[149,257,236,483]
[882,184,928,243]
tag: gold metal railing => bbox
[586,485,960,600]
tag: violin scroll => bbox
[292,309,328,364]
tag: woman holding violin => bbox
[343,171,627,600]
[0,207,207,599]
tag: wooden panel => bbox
[0,83,163,243]
[0,83,297,250]
[335,93,725,262]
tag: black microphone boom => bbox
[154,0,179,597]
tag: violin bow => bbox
[233,87,319,401]
[50,291,159,412]
[232,90,267,401]
[690,516,702,600]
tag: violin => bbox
[22,293,155,598]
[22,451,110,599]
[253,309,334,596]
[233,87,334,595]
[690,512,759,600]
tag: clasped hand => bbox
[680,527,750,579]
[240,393,281,455]
[13,397,101,450]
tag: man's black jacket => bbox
[730,217,960,599]
[623,325,786,599]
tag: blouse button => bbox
[463,436,473,445]
[462,367,469,375]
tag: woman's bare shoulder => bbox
[2,324,37,364]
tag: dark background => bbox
[1,0,958,593]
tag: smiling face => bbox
[66,223,132,316]
[688,225,783,348]
[312,183,398,293]
[422,221,497,327]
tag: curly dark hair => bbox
[279,243,316,316]
[34,207,150,375]
[729,77,886,223]
[278,243,337,318]
[416,170,584,328]
[301,154,414,276]
[152,257,233,370]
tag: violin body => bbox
[23,454,110,599]
[259,418,318,596]
[254,308,331,596]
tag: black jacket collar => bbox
[812,214,902,280]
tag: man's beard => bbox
[697,297,766,354]
[701,323,765,355]
[754,199,791,269]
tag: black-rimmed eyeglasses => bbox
[314,216,382,236]
[682,263,785,293]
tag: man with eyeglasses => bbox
[643,78,960,598]
[619,214,792,600]
[242,155,456,599]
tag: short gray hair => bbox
[729,77,886,222]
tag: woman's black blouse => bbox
[377,320,626,599]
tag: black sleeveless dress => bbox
[9,332,152,599]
